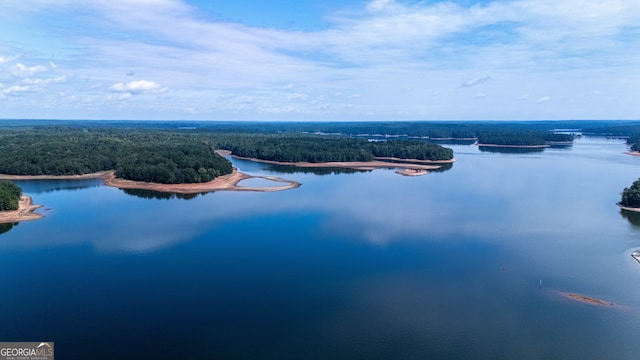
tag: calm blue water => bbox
[2,137,640,359]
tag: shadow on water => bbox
[120,188,204,200]
[430,162,454,173]
[265,165,372,176]
[14,179,104,194]
[478,146,546,154]
[620,209,640,226]
[267,162,454,175]
[428,139,477,146]
[548,143,574,150]
[0,222,18,237]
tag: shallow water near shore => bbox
[2,137,640,359]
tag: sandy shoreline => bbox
[103,169,300,193]
[395,169,428,176]
[625,151,640,156]
[0,195,43,223]
[0,169,300,194]
[617,203,640,213]
[223,152,444,171]
[372,156,456,164]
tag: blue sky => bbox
[0,0,638,121]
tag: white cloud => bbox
[23,76,66,86]
[473,92,487,98]
[13,63,48,77]
[536,96,551,103]
[110,80,165,94]
[0,55,18,64]
[518,93,529,100]
[287,92,308,101]
[3,85,33,95]
[49,61,57,68]
[460,76,493,89]
[366,0,403,13]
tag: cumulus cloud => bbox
[536,96,551,103]
[110,80,165,94]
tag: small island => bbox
[625,137,640,156]
[617,178,640,212]
[560,292,615,307]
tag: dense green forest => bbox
[0,127,454,184]
[0,181,22,211]
[620,179,640,208]
[0,128,233,184]
[216,135,374,162]
[366,140,453,160]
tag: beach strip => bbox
[0,195,43,224]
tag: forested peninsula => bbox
[0,181,43,223]
[476,132,574,147]
[0,127,454,185]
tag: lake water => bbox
[2,137,640,359]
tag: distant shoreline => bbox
[0,195,43,224]
[625,151,640,157]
